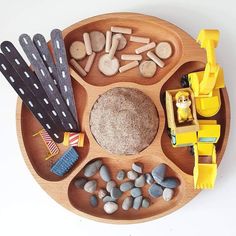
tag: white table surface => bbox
[0,0,235,235]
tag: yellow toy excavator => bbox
[188,30,225,117]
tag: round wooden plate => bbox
[16,13,230,223]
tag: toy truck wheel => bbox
[189,145,194,156]
[180,75,189,88]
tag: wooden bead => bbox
[130,36,150,44]
[121,54,142,61]
[155,42,172,59]
[83,32,93,55]
[105,30,112,53]
[84,52,96,73]
[69,41,86,60]
[89,31,105,52]
[70,58,87,77]
[139,60,157,78]
[147,51,165,68]
[98,54,119,76]
[119,61,139,73]
[111,26,132,34]
[112,34,127,50]
[135,42,156,54]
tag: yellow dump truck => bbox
[165,89,221,189]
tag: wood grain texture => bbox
[16,13,230,224]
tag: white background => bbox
[0,0,235,235]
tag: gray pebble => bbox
[104,202,118,214]
[127,170,138,180]
[145,173,154,185]
[106,180,116,192]
[120,181,134,192]
[116,170,125,180]
[100,165,111,182]
[74,177,87,188]
[133,196,143,210]
[84,160,102,177]
[151,163,166,183]
[132,162,143,174]
[110,187,122,199]
[163,188,174,201]
[142,198,150,208]
[135,175,145,187]
[122,196,133,210]
[159,177,180,189]
[90,195,98,207]
[148,184,163,198]
[84,180,97,193]
[131,187,142,198]
[98,189,107,199]
[103,196,116,203]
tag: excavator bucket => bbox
[193,144,217,189]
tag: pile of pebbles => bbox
[74,160,180,215]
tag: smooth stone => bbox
[110,187,122,199]
[158,178,180,189]
[132,162,143,174]
[90,195,98,207]
[104,202,118,214]
[135,175,145,187]
[84,180,97,193]
[106,180,116,192]
[120,181,134,192]
[142,198,150,208]
[151,163,166,183]
[98,189,107,199]
[131,188,142,198]
[116,170,125,180]
[122,196,133,211]
[127,170,138,180]
[103,196,116,203]
[148,184,163,198]
[163,188,174,201]
[145,173,154,185]
[84,160,102,177]
[74,177,87,188]
[100,165,111,182]
[133,196,143,210]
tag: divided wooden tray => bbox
[16,13,230,223]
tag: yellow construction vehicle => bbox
[187,30,225,117]
[165,88,221,189]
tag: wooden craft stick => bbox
[121,54,142,61]
[130,36,150,44]
[147,51,165,68]
[135,42,156,54]
[111,26,132,34]
[83,32,93,55]
[108,38,120,59]
[105,30,112,53]
[84,52,96,73]
[119,61,139,73]
[70,59,87,77]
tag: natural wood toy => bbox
[0,13,230,223]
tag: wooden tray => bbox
[16,13,230,223]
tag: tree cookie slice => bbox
[98,54,119,76]
[155,42,172,59]
[139,60,157,78]
[89,31,106,52]
[69,41,86,60]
